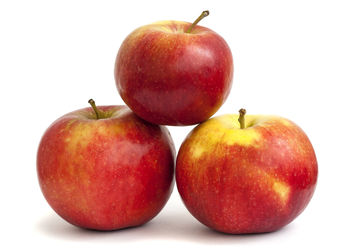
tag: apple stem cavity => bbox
[238,108,246,129]
[186,10,209,33]
[88,99,103,120]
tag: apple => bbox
[176,109,318,234]
[115,11,233,126]
[37,99,175,231]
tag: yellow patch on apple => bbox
[188,114,262,159]
[272,180,290,205]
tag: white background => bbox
[1,0,349,250]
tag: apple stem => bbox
[186,10,209,33]
[238,108,246,129]
[88,99,103,120]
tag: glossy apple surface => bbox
[115,20,233,126]
[37,104,175,230]
[176,113,318,234]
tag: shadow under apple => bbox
[35,207,295,244]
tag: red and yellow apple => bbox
[37,100,175,231]
[115,11,233,125]
[176,109,318,234]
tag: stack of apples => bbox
[37,11,318,234]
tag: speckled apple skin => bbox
[37,106,175,231]
[176,114,318,234]
[115,21,233,126]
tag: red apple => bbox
[115,11,233,125]
[176,109,318,234]
[37,100,175,230]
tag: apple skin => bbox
[115,21,233,126]
[176,114,318,234]
[37,105,175,231]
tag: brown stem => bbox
[88,99,103,120]
[238,108,246,129]
[186,10,209,33]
